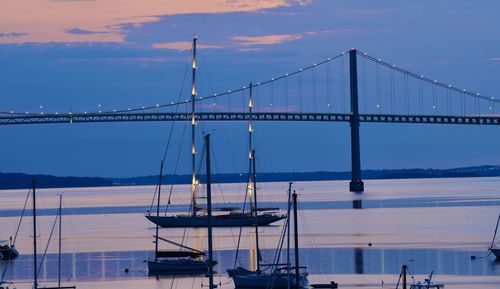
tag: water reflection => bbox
[1,247,498,283]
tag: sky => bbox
[0,0,499,178]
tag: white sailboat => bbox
[145,38,285,228]
[231,183,309,289]
[488,213,500,258]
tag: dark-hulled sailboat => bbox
[488,213,500,259]
[147,161,216,274]
[230,182,309,289]
[145,37,285,228]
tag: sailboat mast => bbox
[58,195,62,289]
[204,134,214,289]
[191,36,198,217]
[490,213,500,248]
[251,150,261,272]
[32,179,38,289]
[292,191,299,287]
[155,161,164,261]
[247,82,254,211]
[287,182,292,289]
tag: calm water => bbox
[1,177,499,289]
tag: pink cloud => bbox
[0,0,297,44]
[233,34,303,46]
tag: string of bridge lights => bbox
[1,49,498,116]
[358,51,499,111]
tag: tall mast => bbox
[58,195,62,289]
[251,150,261,272]
[204,134,214,289]
[293,190,300,287]
[32,179,38,289]
[155,161,164,261]
[287,182,292,289]
[247,82,254,211]
[191,36,198,217]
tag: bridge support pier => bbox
[349,49,364,193]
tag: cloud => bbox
[0,32,27,38]
[152,41,224,51]
[489,58,500,62]
[66,28,111,35]
[0,0,298,44]
[233,34,303,46]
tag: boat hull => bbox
[233,273,309,289]
[490,248,500,259]
[146,213,286,228]
[0,247,19,260]
[147,259,216,273]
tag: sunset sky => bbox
[0,0,499,178]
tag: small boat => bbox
[0,240,18,261]
[147,235,216,273]
[233,267,309,289]
[310,281,339,288]
[0,189,29,261]
[29,181,76,289]
[148,135,218,275]
[145,37,285,229]
[231,183,309,289]
[396,265,444,289]
[0,281,16,289]
[488,213,500,258]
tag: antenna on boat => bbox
[191,36,198,217]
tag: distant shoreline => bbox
[1,165,499,190]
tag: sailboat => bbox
[0,189,29,261]
[0,240,18,261]
[31,180,76,289]
[145,38,285,228]
[231,183,309,289]
[488,213,500,258]
[0,281,15,289]
[395,265,444,289]
[148,161,216,273]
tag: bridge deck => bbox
[0,112,498,126]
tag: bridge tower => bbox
[349,49,364,192]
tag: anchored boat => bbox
[488,213,500,258]
[145,37,285,228]
[148,135,218,275]
[231,183,309,289]
[396,265,444,289]
[0,240,18,261]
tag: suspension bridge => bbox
[1,49,498,192]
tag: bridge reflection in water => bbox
[1,248,498,283]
